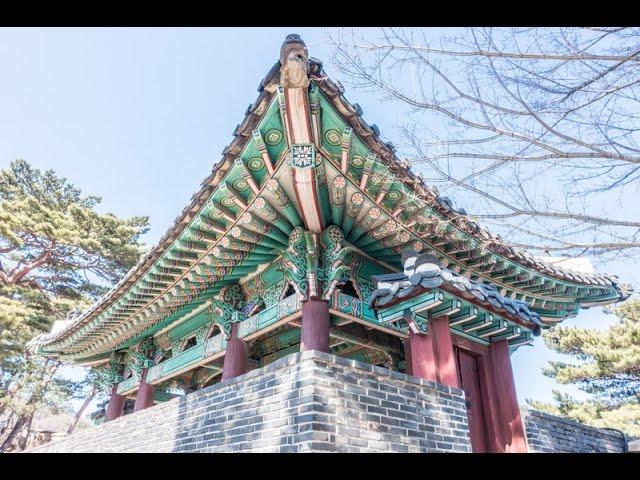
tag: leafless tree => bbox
[326,27,640,264]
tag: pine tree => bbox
[528,299,640,437]
[0,159,149,451]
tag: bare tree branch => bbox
[327,27,640,262]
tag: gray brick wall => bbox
[29,350,471,453]
[523,409,627,453]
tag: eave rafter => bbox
[32,34,630,365]
[308,62,629,303]
[315,131,623,321]
[372,285,535,350]
[38,81,297,361]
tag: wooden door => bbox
[457,349,488,453]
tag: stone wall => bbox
[523,409,627,453]
[29,350,471,453]
[29,350,627,453]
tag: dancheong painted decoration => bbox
[28,35,632,453]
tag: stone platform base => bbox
[28,350,628,453]
[30,350,471,453]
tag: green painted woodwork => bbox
[312,85,621,320]
[141,324,246,386]
[318,163,333,225]
[431,299,464,319]
[265,178,302,227]
[127,337,156,378]
[329,290,405,336]
[146,342,207,384]
[461,315,495,333]
[449,306,479,326]
[278,225,354,301]
[366,271,534,348]
[41,60,622,380]
[116,375,138,395]
[260,343,301,366]
[167,310,212,342]
[375,291,444,324]
[254,326,302,364]
[94,357,125,394]
[153,390,175,403]
[38,94,290,362]
[237,293,301,339]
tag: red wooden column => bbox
[403,330,437,382]
[222,323,248,381]
[403,315,458,386]
[431,315,460,388]
[476,352,504,453]
[488,340,528,453]
[133,368,154,412]
[106,384,125,421]
[300,299,330,353]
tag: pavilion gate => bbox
[28,34,631,454]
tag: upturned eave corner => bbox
[29,33,632,365]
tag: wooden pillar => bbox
[477,353,504,453]
[488,340,528,453]
[403,336,413,376]
[431,316,460,388]
[105,384,125,421]
[403,330,437,382]
[300,299,330,353]
[222,323,248,381]
[403,316,458,386]
[133,368,154,412]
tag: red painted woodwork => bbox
[403,330,437,382]
[452,334,488,355]
[133,368,154,412]
[457,350,488,453]
[431,316,459,388]
[488,340,528,452]
[106,384,125,421]
[222,323,248,381]
[454,340,528,453]
[300,299,330,352]
[403,317,458,387]
[476,352,503,453]
[403,337,413,375]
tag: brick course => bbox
[29,350,471,453]
[28,351,628,453]
[523,409,627,453]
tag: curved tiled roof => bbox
[28,61,285,352]
[308,59,632,294]
[29,36,631,354]
[369,252,542,334]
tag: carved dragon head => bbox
[280,34,309,89]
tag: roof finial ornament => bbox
[280,34,309,89]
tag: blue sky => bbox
[1,27,637,414]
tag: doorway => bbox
[456,348,489,453]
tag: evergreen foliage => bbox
[529,299,640,437]
[0,159,148,451]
